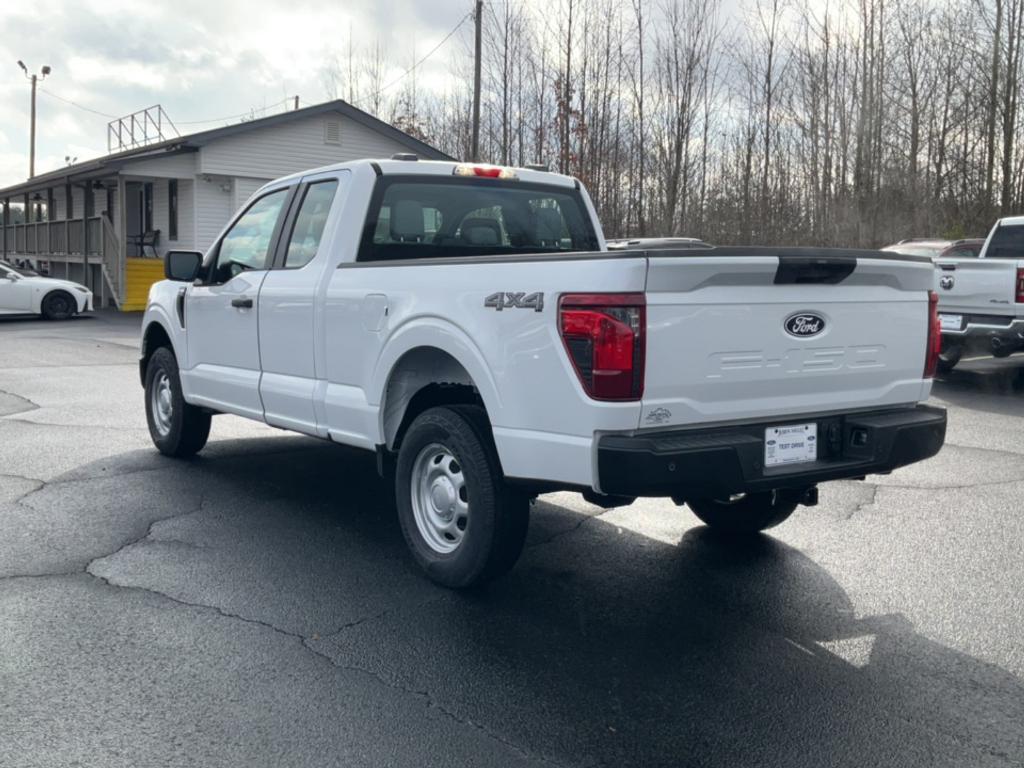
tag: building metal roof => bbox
[0,99,454,199]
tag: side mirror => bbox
[164,250,203,282]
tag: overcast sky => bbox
[0,0,472,189]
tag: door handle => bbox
[231,296,253,309]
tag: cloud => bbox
[0,0,470,187]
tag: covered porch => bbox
[0,158,193,310]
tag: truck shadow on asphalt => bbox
[49,437,1024,767]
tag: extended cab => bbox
[934,217,1024,370]
[140,158,947,587]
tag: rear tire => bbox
[41,290,76,321]
[686,491,797,534]
[937,343,962,374]
[395,405,529,588]
[144,346,211,458]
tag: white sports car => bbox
[0,260,93,320]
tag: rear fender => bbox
[371,318,503,445]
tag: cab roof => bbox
[269,158,579,190]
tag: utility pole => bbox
[471,0,483,162]
[17,61,51,178]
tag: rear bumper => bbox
[941,316,1024,355]
[597,405,947,498]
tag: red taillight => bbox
[924,289,941,378]
[559,293,645,400]
[1016,267,1024,303]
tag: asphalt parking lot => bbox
[2,311,1023,768]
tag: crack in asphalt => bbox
[0,361,137,371]
[843,483,879,520]
[308,652,573,768]
[528,507,616,549]
[87,552,563,765]
[874,477,1024,492]
[7,465,177,507]
[1,487,569,766]
[1,416,150,431]
[0,386,41,414]
[941,440,1024,458]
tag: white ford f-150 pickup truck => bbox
[933,216,1024,371]
[140,158,946,587]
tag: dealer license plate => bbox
[765,423,818,468]
[939,314,963,331]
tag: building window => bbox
[324,119,341,145]
[168,180,178,241]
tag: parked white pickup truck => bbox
[140,158,947,587]
[934,216,1024,370]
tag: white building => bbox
[0,100,451,309]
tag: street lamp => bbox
[18,60,51,178]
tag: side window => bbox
[285,181,339,268]
[211,188,289,284]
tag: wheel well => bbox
[140,322,173,386]
[42,288,75,308]
[383,348,486,451]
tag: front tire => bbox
[41,290,76,320]
[686,491,797,534]
[144,347,211,458]
[395,405,529,588]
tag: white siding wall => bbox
[198,111,419,179]
[333,114,423,160]
[148,178,196,254]
[193,176,232,253]
[233,177,271,211]
[177,178,195,251]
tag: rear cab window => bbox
[357,176,599,262]
[985,224,1024,258]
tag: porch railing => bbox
[0,218,109,257]
[1,216,123,308]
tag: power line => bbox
[175,97,297,125]
[351,12,472,108]
[37,88,299,129]
[38,87,118,119]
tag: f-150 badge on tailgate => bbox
[784,312,826,338]
[484,292,544,312]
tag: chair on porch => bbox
[128,229,161,258]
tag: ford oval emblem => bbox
[784,312,826,338]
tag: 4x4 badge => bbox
[484,292,544,312]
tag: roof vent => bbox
[324,120,341,145]
[392,153,418,161]
[525,163,549,172]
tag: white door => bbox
[258,175,345,435]
[182,187,292,420]
[0,264,34,313]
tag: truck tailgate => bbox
[934,258,1021,320]
[641,251,933,428]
